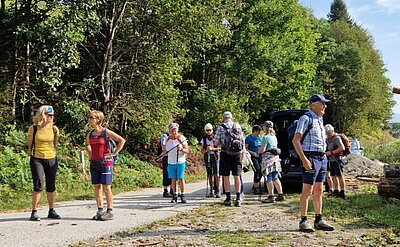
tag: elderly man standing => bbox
[292,94,335,232]
[214,112,245,207]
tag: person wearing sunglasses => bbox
[27,105,60,221]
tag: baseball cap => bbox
[169,122,179,130]
[47,106,54,115]
[222,111,232,119]
[310,94,330,103]
[263,120,273,128]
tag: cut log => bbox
[384,164,400,178]
[377,177,400,199]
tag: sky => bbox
[299,0,400,117]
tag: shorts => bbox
[30,156,58,192]
[168,162,186,179]
[204,153,219,177]
[302,155,327,185]
[219,152,242,176]
[266,171,279,182]
[329,160,344,176]
[90,165,113,185]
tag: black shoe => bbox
[223,199,231,206]
[30,211,41,221]
[163,190,172,197]
[171,195,178,203]
[48,210,61,219]
[275,194,285,201]
[181,195,187,203]
[234,199,241,207]
[338,191,346,199]
[169,188,174,196]
[262,195,275,203]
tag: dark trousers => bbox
[251,156,261,183]
[162,156,171,187]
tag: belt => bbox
[304,151,325,157]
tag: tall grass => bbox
[360,131,400,163]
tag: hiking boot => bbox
[314,220,335,231]
[332,190,339,197]
[99,211,114,221]
[223,199,231,207]
[163,190,172,197]
[275,194,285,201]
[171,195,178,203]
[234,199,241,207]
[215,190,221,198]
[48,209,61,219]
[169,188,174,196]
[207,192,214,198]
[299,220,315,233]
[262,195,275,203]
[30,211,41,221]
[338,191,346,199]
[180,195,187,203]
[92,210,105,220]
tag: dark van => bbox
[270,109,308,185]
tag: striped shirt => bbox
[295,110,326,153]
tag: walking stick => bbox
[206,152,210,197]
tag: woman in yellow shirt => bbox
[27,105,60,221]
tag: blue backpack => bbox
[90,128,118,164]
[287,113,313,158]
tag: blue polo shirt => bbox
[295,110,326,152]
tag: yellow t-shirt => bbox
[28,125,60,159]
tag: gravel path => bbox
[0,172,254,247]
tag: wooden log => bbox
[393,87,400,94]
[377,177,400,199]
[384,164,400,178]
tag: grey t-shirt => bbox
[326,135,344,161]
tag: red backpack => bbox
[337,133,351,155]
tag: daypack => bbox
[157,132,169,155]
[90,128,118,164]
[287,112,313,158]
[220,123,244,155]
[337,133,351,156]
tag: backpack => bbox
[287,113,313,158]
[90,128,118,164]
[157,132,169,155]
[337,133,351,156]
[220,123,244,155]
[31,125,58,156]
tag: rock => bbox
[344,154,385,177]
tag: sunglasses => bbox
[205,129,212,132]
[45,113,54,117]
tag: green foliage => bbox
[57,100,89,145]
[328,0,354,25]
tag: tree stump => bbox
[377,165,400,199]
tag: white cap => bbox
[204,123,213,131]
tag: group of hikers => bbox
[27,93,347,233]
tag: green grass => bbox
[209,230,282,247]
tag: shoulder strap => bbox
[102,128,111,152]
[202,136,207,150]
[31,126,38,155]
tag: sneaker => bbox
[169,188,174,196]
[314,220,335,231]
[299,220,315,233]
[223,199,231,206]
[163,190,172,197]
[207,192,214,198]
[30,211,41,221]
[234,199,241,207]
[262,195,275,203]
[92,210,105,220]
[48,210,61,219]
[99,211,114,221]
[240,193,245,201]
[171,195,178,203]
[180,195,187,203]
[215,190,221,198]
[275,194,285,201]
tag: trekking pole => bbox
[155,140,187,162]
[206,152,210,197]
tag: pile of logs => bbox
[377,164,400,200]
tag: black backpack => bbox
[221,123,243,155]
[287,113,313,158]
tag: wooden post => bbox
[79,150,87,181]
[392,87,400,94]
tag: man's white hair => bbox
[324,124,335,133]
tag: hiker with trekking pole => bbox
[200,123,221,198]
[158,123,189,203]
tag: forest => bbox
[0,0,395,209]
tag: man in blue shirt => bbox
[293,94,335,233]
[245,125,262,194]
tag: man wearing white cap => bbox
[214,111,245,207]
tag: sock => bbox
[98,207,103,211]
[32,210,37,213]
[278,193,283,197]
[180,193,185,197]
[49,208,54,212]
[164,188,168,192]
[300,216,307,223]
[315,214,322,223]
[226,192,231,201]
[107,208,113,212]
[236,192,241,200]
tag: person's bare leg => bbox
[32,191,41,210]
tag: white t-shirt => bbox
[166,135,187,164]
